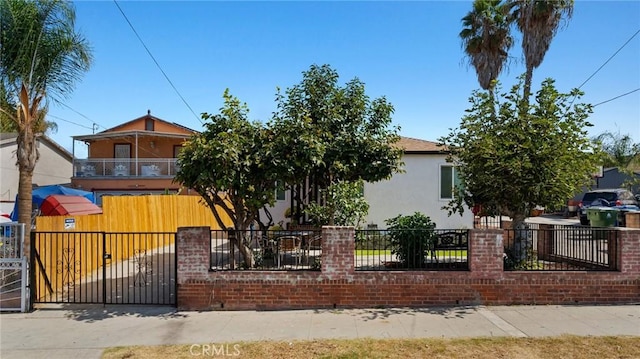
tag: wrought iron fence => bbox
[32,231,176,305]
[354,229,469,271]
[0,223,27,312]
[210,228,322,271]
[503,225,618,271]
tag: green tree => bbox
[439,77,600,258]
[175,90,323,268]
[277,64,403,224]
[0,0,92,246]
[304,180,369,227]
[594,131,640,170]
[593,131,640,191]
[460,0,514,95]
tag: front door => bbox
[114,144,131,176]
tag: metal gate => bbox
[0,223,28,312]
[32,231,176,305]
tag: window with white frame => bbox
[440,165,461,200]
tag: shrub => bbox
[385,212,437,268]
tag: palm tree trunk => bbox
[16,127,38,258]
[523,66,534,106]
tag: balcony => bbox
[74,158,179,178]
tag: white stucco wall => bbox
[262,153,474,230]
[0,137,72,208]
[363,153,473,229]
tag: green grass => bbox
[354,249,468,257]
[354,249,391,256]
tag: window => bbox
[145,118,154,131]
[173,145,183,158]
[114,143,131,159]
[440,165,460,200]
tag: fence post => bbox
[321,226,355,279]
[102,232,107,306]
[537,224,554,261]
[608,230,618,270]
[29,230,35,312]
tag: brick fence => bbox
[177,226,640,311]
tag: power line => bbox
[60,103,96,126]
[113,0,203,125]
[47,114,94,131]
[593,88,640,107]
[576,28,640,90]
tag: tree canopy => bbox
[439,77,600,225]
[276,64,403,224]
[593,131,640,170]
[176,64,403,266]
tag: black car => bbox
[578,188,639,225]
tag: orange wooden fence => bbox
[33,195,231,301]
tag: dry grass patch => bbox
[102,336,640,359]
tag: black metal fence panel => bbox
[354,229,470,271]
[210,229,322,271]
[32,232,176,305]
[503,226,618,271]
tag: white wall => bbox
[0,137,72,207]
[363,153,473,229]
[262,153,474,230]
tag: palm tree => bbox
[594,131,640,170]
[512,0,574,101]
[460,0,514,96]
[0,0,92,250]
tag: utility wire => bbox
[576,28,640,90]
[567,28,640,110]
[60,102,98,126]
[48,114,94,131]
[593,88,640,107]
[113,0,203,124]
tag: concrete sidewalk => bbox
[1,304,639,359]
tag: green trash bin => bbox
[587,207,617,227]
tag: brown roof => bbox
[396,136,447,153]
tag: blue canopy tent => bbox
[10,185,96,221]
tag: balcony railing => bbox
[73,158,179,178]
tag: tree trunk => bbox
[511,211,531,263]
[16,127,38,258]
[522,66,534,106]
[229,229,255,268]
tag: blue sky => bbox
[48,1,640,158]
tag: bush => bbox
[385,212,437,268]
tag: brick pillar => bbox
[537,224,554,261]
[176,227,211,284]
[321,226,355,279]
[469,229,503,276]
[619,229,640,274]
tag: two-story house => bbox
[71,111,196,204]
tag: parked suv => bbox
[578,188,639,225]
